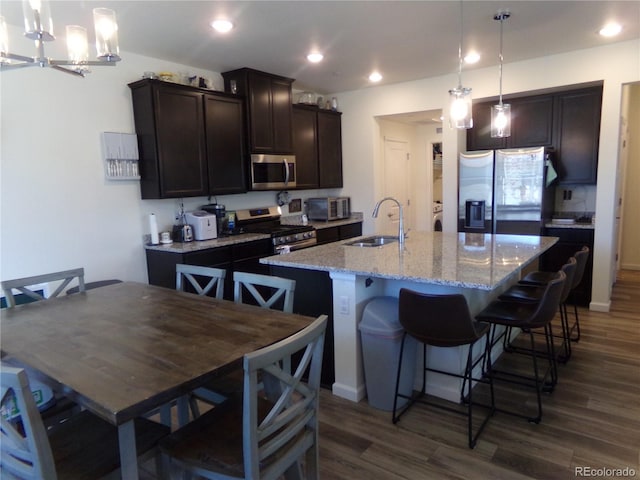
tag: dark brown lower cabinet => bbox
[540,227,594,306]
[145,239,271,301]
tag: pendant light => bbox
[491,11,511,138]
[448,0,473,129]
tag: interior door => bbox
[383,138,411,232]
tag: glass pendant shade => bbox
[1,16,9,56]
[449,87,473,129]
[22,0,54,40]
[491,103,511,138]
[93,8,120,61]
[66,25,89,65]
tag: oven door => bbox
[274,237,317,254]
[251,154,296,190]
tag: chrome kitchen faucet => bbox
[372,197,405,247]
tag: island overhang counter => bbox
[261,231,558,403]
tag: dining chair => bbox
[1,268,85,308]
[66,278,123,295]
[233,271,296,313]
[176,264,226,298]
[158,314,328,480]
[477,271,566,424]
[391,289,494,449]
[190,271,297,416]
[1,364,169,479]
[1,268,86,427]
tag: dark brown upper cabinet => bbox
[554,87,602,184]
[467,94,554,151]
[466,85,602,185]
[129,79,246,199]
[222,68,294,154]
[292,105,343,189]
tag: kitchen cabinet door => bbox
[222,68,294,154]
[204,94,247,195]
[510,95,554,148]
[131,81,208,199]
[554,87,602,184]
[466,101,507,151]
[292,105,319,189]
[318,110,343,188]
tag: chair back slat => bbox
[2,268,85,308]
[175,264,226,299]
[233,271,296,313]
[1,365,57,479]
[242,315,327,480]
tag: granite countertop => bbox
[144,232,270,253]
[545,222,595,230]
[261,231,558,291]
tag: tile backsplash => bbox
[554,185,596,214]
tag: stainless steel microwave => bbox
[250,154,296,190]
[307,197,351,221]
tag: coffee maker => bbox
[201,204,227,235]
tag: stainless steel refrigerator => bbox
[458,147,555,235]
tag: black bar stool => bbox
[498,257,577,363]
[476,271,565,424]
[392,288,494,449]
[520,246,589,343]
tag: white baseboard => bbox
[589,301,611,312]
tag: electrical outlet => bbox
[339,296,350,315]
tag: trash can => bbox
[359,297,416,411]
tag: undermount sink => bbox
[345,235,399,247]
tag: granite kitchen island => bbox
[261,231,558,403]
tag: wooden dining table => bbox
[0,281,315,479]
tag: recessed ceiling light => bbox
[211,19,234,33]
[307,52,324,63]
[464,51,480,64]
[369,71,383,83]
[599,22,622,37]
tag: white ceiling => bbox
[2,1,638,95]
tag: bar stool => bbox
[392,288,494,449]
[521,246,589,343]
[477,271,565,424]
[498,257,576,363]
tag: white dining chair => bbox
[1,268,86,427]
[190,272,298,416]
[158,315,327,480]
[1,268,85,308]
[176,264,226,299]
[233,271,296,313]
[0,363,169,479]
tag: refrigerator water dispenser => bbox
[465,200,486,229]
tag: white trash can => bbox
[359,297,416,411]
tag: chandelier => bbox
[491,11,511,138]
[0,0,121,77]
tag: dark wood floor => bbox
[143,271,639,479]
[317,271,640,479]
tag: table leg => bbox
[118,420,139,480]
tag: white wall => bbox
[336,39,640,311]
[0,26,342,284]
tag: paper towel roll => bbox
[149,213,159,245]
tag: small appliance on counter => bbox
[200,204,227,236]
[172,223,193,243]
[185,210,218,241]
[306,197,351,221]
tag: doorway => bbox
[383,138,411,231]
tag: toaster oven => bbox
[306,197,351,221]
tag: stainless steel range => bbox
[235,206,316,254]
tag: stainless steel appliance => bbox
[185,211,218,240]
[236,206,316,254]
[458,147,555,235]
[306,197,351,221]
[172,224,193,243]
[250,154,296,190]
